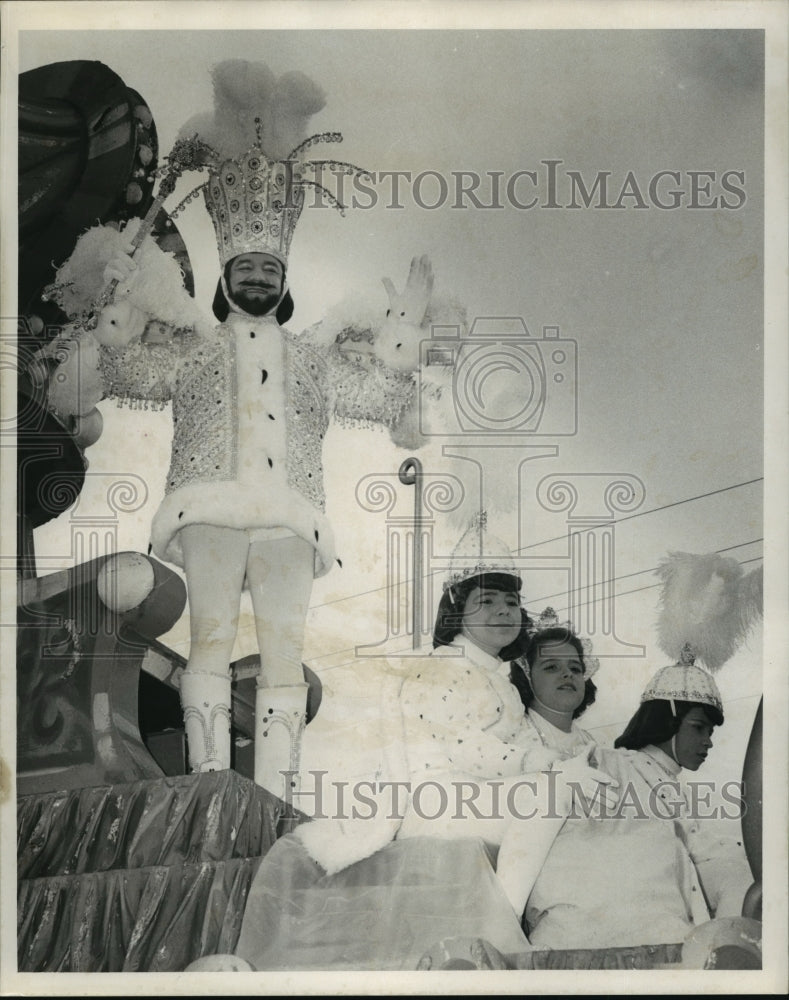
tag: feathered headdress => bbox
[637,551,763,714]
[179,60,327,163]
[656,551,763,672]
[171,59,369,267]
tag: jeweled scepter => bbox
[43,135,215,331]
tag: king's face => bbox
[227,253,285,316]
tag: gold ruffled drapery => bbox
[17,770,301,971]
[18,857,260,972]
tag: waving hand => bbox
[381,254,434,326]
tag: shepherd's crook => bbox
[398,457,423,649]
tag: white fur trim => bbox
[54,221,203,331]
[293,815,401,877]
[150,481,336,577]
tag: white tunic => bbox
[525,745,753,949]
[232,313,294,543]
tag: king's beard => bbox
[228,284,282,317]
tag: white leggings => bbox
[179,524,314,687]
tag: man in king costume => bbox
[41,60,436,796]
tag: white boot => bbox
[254,683,309,802]
[180,671,232,773]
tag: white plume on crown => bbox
[178,59,327,160]
[656,550,763,672]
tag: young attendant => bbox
[509,623,599,761]
[229,516,616,972]
[493,622,601,915]
[397,517,616,854]
[521,656,754,949]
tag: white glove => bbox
[102,245,137,289]
[381,254,434,326]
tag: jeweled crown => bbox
[205,148,297,266]
[444,511,522,591]
[639,656,723,714]
[197,129,366,268]
[521,606,600,678]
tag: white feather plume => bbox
[739,564,764,626]
[178,59,326,160]
[51,219,204,331]
[656,551,763,671]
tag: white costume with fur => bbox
[101,313,336,572]
[49,239,417,577]
[293,643,596,872]
[41,57,462,790]
[399,643,592,783]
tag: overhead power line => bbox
[540,555,763,617]
[310,476,763,612]
[308,553,763,673]
[514,477,763,554]
[523,541,762,609]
